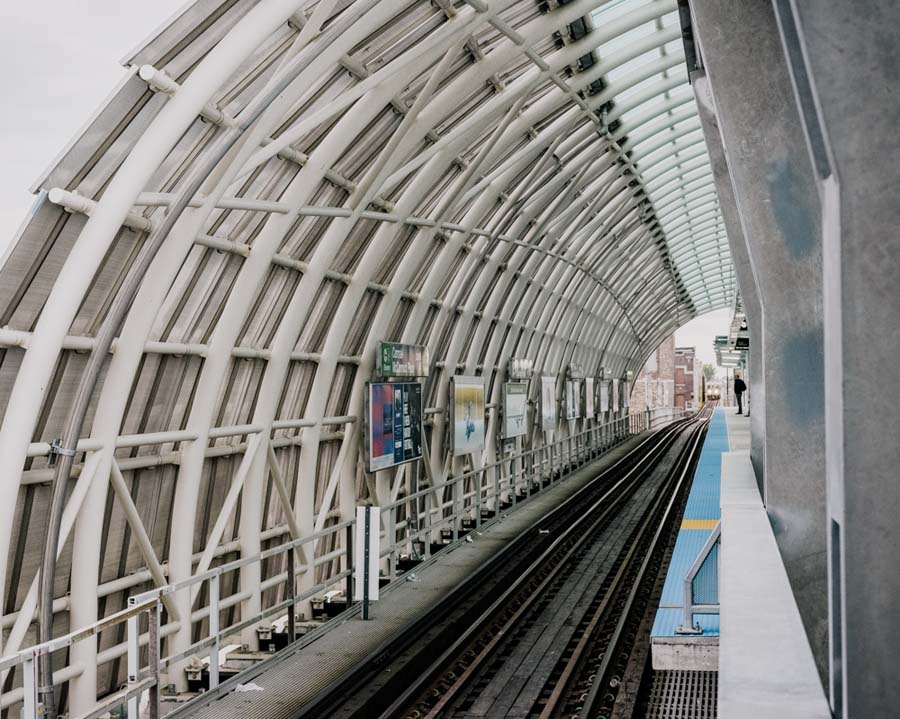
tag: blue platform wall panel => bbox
[651,407,728,638]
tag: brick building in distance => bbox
[674,346,703,410]
[629,335,675,412]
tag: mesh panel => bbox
[646,669,718,718]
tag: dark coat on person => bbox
[734,378,747,395]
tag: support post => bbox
[23,654,38,719]
[493,463,500,512]
[362,509,371,621]
[127,611,139,719]
[208,574,220,689]
[286,548,296,643]
[344,524,353,603]
[148,602,160,719]
[386,506,396,581]
[424,490,433,558]
[475,468,483,528]
[451,479,460,542]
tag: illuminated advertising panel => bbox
[366,382,423,472]
[451,376,486,456]
[503,381,528,438]
[585,377,595,417]
[612,378,620,411]
[541,376,557,430]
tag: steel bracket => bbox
[674,623,704,635]
[47,438,76,467]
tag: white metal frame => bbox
[0,0,734,714]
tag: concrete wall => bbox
[693,75,766,487]
[689,0,828,684]
[771,3,900,717]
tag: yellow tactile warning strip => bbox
[680,519,719,530]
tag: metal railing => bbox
[0,407,684,719]
[676,519,721,634]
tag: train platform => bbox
[718,450,829,717]
[649,407,733,669]
[648,408,829,717]
[169,432,651,719]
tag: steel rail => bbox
[432,411,712,719]
[540,404,713,718]
[576,407,713,719]
[397,426,691,719]
[290,419,691,719]
[387,407,712,719]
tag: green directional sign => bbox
[376,341,429,378]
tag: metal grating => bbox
[646,669,717,719]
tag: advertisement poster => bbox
[503,381,528,438]
[452,376,486,456]
[599,380,610,413]
[565,379,581,420]
[366,382,423,472]
[623,381,631,408]
[541,375,557,430]
[612,379,620,412]
[585,377,595,417]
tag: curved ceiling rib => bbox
[0,0,734,712]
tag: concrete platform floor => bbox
[726,410,750,451]
[719,451,829,718]
[171,432,652,719]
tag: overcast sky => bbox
[674,307,731,373]
[0,0,185,254]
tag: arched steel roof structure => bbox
[0,0,734,712]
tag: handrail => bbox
[676,519,721,634]
[1,407,684,718]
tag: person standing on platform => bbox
[733,374,747,415]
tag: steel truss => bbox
[0,0,733,714]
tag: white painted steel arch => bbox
[0,0,735,713]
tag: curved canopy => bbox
[0,0,733,710]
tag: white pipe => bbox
[61,3,327,709]
[109,461,180,620]
[20,430,347,485]
[138,65,231,127]
[47,188,153,232]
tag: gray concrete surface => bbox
[692,75,765,490]
[719,450,829,719]
[651,636,718,672]
[773,4,900,716]
[690,0,828,681]
[726,412,750,452]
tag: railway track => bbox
[294,406,713,719]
